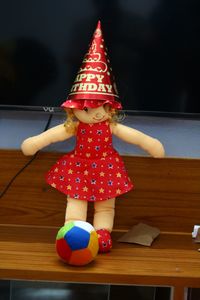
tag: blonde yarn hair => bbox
[64,109,77,134]
[108,107,125,124]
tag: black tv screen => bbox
[0,0,200,115]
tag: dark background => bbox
[0,0,200,115]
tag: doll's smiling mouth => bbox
[93,116,105,121]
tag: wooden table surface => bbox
[0,224,200,289]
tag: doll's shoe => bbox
[96,229,112,253]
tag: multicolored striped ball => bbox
[56,221,99,266]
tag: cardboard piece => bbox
[118,223,160,246]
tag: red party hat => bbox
[61,21,122,110]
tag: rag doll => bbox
[21,21,165,253]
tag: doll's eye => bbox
[83,107,88,112]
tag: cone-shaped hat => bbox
[62,21,122,110]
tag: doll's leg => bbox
[64,197,88,225]
[93,198,115,253]
[93,198,115,231]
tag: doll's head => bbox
[63,100,119,133]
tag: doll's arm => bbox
[21,123,75,156]
[111,123,165,158]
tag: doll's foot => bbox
[96,229,112,253]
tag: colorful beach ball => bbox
[56,221,99,266]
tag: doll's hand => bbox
[21,137,39,156]
[148,138,165,158]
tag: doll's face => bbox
[73,104,110,124]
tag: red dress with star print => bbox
[46,121,133,201]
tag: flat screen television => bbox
[0,0,200,116]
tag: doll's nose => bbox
[95,112,103,119]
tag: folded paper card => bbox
[194,228,200,243]
[118,223,160,246]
